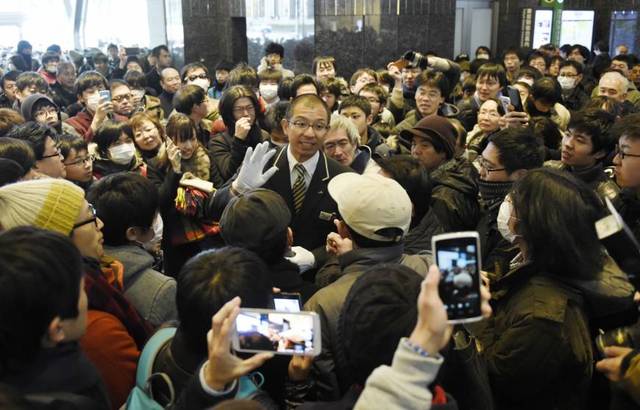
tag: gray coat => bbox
[104,245,177,327]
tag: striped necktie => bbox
[292,163,307,213]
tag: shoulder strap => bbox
[136,327,176,389]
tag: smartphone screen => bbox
[99,90,111,102]
[434,235,482,322]
[235,310,318,355]
[273,293,301,312]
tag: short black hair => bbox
[359,82,389,107]
[265,42,285,58]
[339,95,372,117]
[57,133,88,161]
[93,120,133,158]
[0,226,83,375]
[41,52,60,65]
[416,70,451,97]
[151,45,169,58]
[569,44,591,61]
[376,155,431,227]
[476,63,508,88]
[15,72,47,93]
[176,247,272,356]
[568,108,617,155]
[559,59,584,75]
[265,100,290,134]
[1,71,20,88]
[0,137,34,175]
[285,94,331,123]
[0,158,25,186]
[173,84,206,115]
[215,60,234,72]
[530,116,562,152]
[530,77,561,105]
[227,63,259,90]
[74,71,108,97]
[612,54,633,67]
[527,51,549,70]
[476,46,492,57]
[292,74,319,97]
[5,122,57,160]
[87,173,159,246]
[124,69,147,89]
[109,79,130,93]
[516,66,542,81]
[93,53,108,64]
[503,47,522,61]
[612,113,640,142]
[487,128,544,174]
[277,77,295,101]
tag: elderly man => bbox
[158,67,181,119]
[322,114,380,174]
[597,70,638,114]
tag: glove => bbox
[285,246,316,274]
[232,141,278,194]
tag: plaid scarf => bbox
[83,257,152,350]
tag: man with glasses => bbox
[109,80,135,118]
[20,93,82,138]
[5,121,66,178]
[611,113,640,239]
[557,60,589,111]
[59,134,94,190]
[475,127,544,274]
[206,94,352,277]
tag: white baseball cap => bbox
[328,173,412,242]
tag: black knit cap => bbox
[337,263,423,386]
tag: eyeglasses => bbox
[187,73,208,82]
[64,155,95,167]
[112,93,133,103]
[287,119,330,134]
[615,145,640,160]
[41,147,62,159]
[34,107,57,118]
[477,156,505,173]
[72,204,98,230]
[232,104,255,115]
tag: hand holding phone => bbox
[232,308,321,356]
[204,297,274,391]
[431,232,483,324]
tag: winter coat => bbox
[209,128,268,183]
[430,157,480,232]
[103,244,177,327]
[474,257,636,410]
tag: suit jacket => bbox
[206,146,352,263]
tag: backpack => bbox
[125,327,264,409]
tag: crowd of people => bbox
[0,35,640,410]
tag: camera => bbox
[402,51,429,70]
[596,327,634,357]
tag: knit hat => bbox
[400,115,457,160]
[337,263,422,385]
[0,179,85,235]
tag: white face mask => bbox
[497,198,518,243]
[477,54,490,60]
[109,142,136,165]
[259,83,278,100]
[86,92,100,112]
[191,78,210,92]
[45,64,58,74]
[143,212,163,252]
[557,76,576,90]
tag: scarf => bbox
[83,257,152,349]
[477,179,513,211]
[180,145,210,181]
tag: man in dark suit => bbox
[207,94,353,269]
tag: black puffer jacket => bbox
[473,258,637,410]
[430,157,480,232]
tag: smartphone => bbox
[125,47,141,56]
[499,95,511,113]
[431,232,483,324]
[273,292,301,312]
[232,308,321,356]
[99,90,111,102]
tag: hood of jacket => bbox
[103,244,155,286]
[20,93,58,121]
[431,157,479,197]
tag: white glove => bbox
[285,246,316,274]
[232,141,278,194]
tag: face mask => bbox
[45,64,58,74]
[259,83,278,100]
[191,78,210,92]
[109,143,135,165]
[142,213,163,252]
[477,53,490,60]
[557,76,576,90]
[497,198,518,243]
[86,92,100,112]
